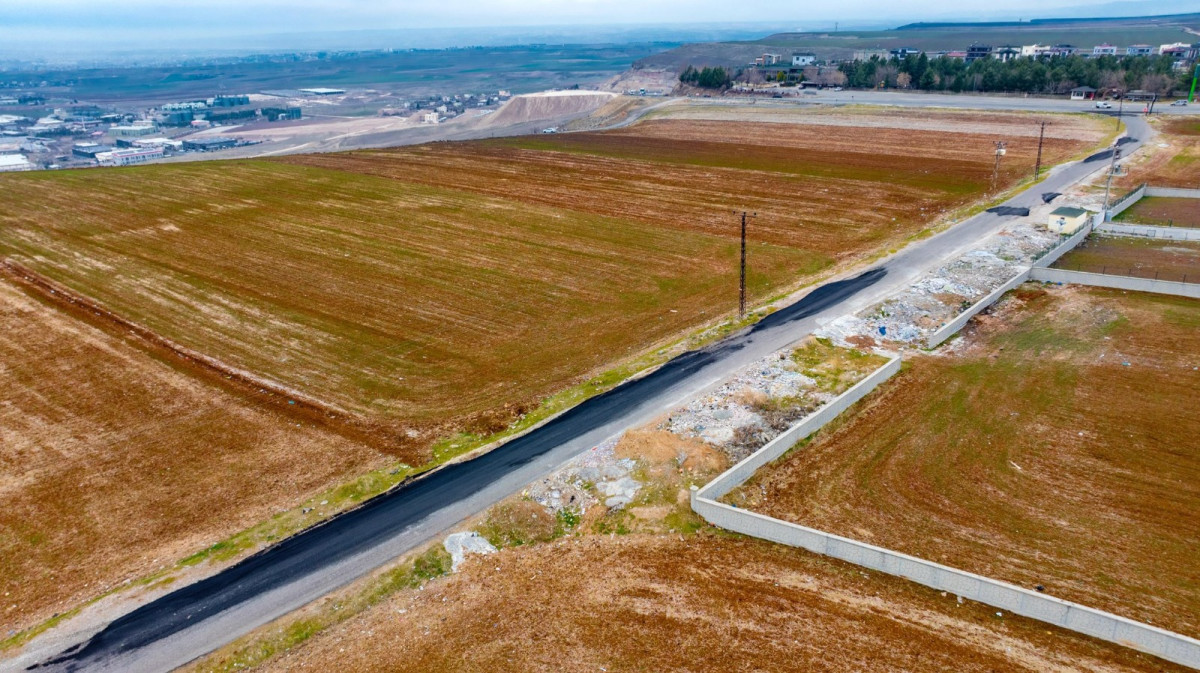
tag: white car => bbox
[1171,99,1188,107]
[1095,101,1113,109]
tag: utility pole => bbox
[991,140,1007,193]
[1190,63,1199,104]
[1115,95,1124,132]
[737,211,757,318]
[1102,145,1122,213]
[1034,121,1047,181]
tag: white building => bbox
[1126,44,1155,56]
[791,53,816,67]
[1092,44,1119,56]
[132,137,183,149]
[109,124,158,137]
[162,101,208,111]
[96,146,164,167]
[422,112,439,124]
[0,153,34,172]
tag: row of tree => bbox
[679,65,732,89]
[838,53,1191,95]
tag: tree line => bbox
[838,53,1190,95]
[679,65,732,89]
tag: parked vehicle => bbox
[1095,101,1112,109]
[1172,99,1189,106]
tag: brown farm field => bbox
[210,534,1184,673]
[1116,117,1200,190]
[0,112,1104,463]
[1054,233,1200,282]
[729,284,1200,637]
[1114,195,1200,228]
[0,276,389,634]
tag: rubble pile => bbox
[818,220,1061,348]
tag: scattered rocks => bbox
[443,532,497,572]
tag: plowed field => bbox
[730,285,1200,637]
[1054,233,1200,282]
[238,535,1182,673]
[0,113,1101,457]
[1114,195,1200,228]
[0,276,387,633]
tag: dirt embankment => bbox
[484,91,616,127]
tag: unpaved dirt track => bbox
[20,113,1151,673]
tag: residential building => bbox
[993,45,1021,62]
[944,50,968,60]
[1092,44,1119,57]
[965,44,993,62]
[1069,86,1097,100]
[761,53,782,65]
[1021,44,1051,57]
[888,47,921,59]
[0,153,34,172]
[791,53,816,67]
[1160,43,1199,61]
[851,49,888,61]
[1126,44,1155,56]
[422,112,439,124]
[96,146,164,167]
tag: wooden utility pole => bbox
[1034,121,1047,181]
[737,211,756,318]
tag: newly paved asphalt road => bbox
[22,104,1158,673]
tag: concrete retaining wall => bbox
[922,223,1093,350]
[691,352,1200,669]
[1146,187,1200,199]
[1096,222,1200,241]
[1106,183,1146,220]
[697,355,901,501]
[690,496,1200,669]
[1030,267,1200,298]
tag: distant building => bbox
[1047,44,1077,57]
[210,95,251,107]
[993,45,1021,62]
[262,107,302,122]
[943,50,967,60]
[1047,206,1090,235]
[298,88,345,96]
[96,146,164,167]
[422,112,439,124]
[760,53,782,65]
[1021,44,1050,57]
[132,137,183,150]
[888,47,921,59]
[161,111,194,126]
[1126,44,1155,56]
[791,53,816,67]
[851,49,888,61]
[109,124,158,137]
[163,101,208,111]
[965,44,993,63]
[182,137,237,152]
[1070,86,1097,100]
[1092,44,1119,57]
[1160,43,1199,61]
[72,142,113,159]
[0,153,34,172]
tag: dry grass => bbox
[0,277,388,634]
[1054,233,1200,282]
[1116,117,1200,190]
[230,534,1182,673]
[730,285,1200,636]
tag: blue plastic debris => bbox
[879,326,887,336]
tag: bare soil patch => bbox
[239,535,1182,673]
[731,285,1200,636]
[0,277,387,634]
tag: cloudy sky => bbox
[0,0,1181,59]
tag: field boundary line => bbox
[0,259,353,420]
[1146,187,1200,199]
[690,354,1200,670]
[1030,266,1200,298]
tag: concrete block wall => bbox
[696,355,901,501]
[690,353,1200,669]
[1146,187,1200,199]
[1096,222,1200,241]
[1030,267,1200,298]
[1033,222,1094,268]
[924,270,1031,349]
[1106,183,1146,220]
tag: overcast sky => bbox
[0,0,1182,59]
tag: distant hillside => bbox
[635,12,1199,71]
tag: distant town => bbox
[0,86,516,172]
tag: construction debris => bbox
[443,532,497,571]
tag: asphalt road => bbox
[23,108,1152,673]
